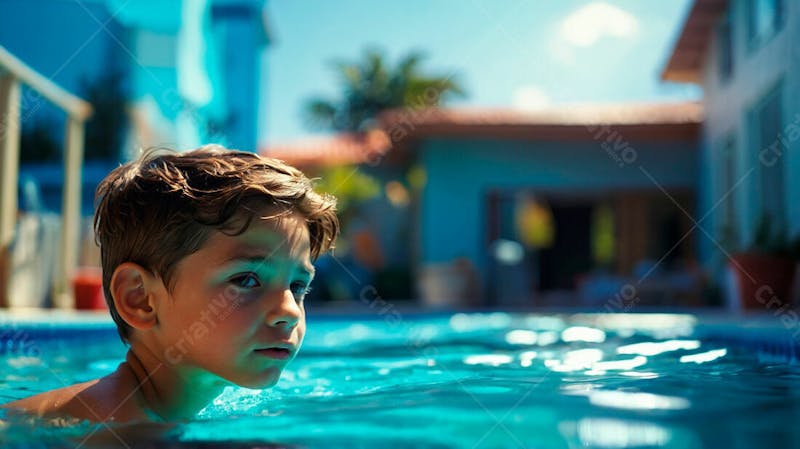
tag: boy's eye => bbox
[229,273,261,289]
[290,281,312,297]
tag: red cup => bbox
[73,267,106,310]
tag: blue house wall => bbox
[0,0,128,139]
[0,0,267,154]
[420,139,698,273]
[0,0,268,215]
[211,3,265,151]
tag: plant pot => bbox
[729,253,797,310]
[72,267,106,310]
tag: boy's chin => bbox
[234,371,283,390]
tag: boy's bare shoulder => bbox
[3,380,99,420]
[2,365,148,423]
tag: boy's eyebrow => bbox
[219,253,273,267]
[222,254,316,276]
[224,254,272,263]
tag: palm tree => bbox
[305,49,465,132]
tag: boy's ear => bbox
[110,262,163,331]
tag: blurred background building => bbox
[662,0,799,301]
[0,0,270,213]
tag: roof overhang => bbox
[661,0,728,83]
[261,102,703,168]
[381,102,702,143]
[260,129,391,168]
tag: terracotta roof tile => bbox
[261,102,702,166]
[260,129,390,167]
[380,101,703,127]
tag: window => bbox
[750,83,786,227]
[716,11,734,83]
[746,0,785,50]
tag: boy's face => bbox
[155,209,313,389]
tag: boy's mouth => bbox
[254,347,292,360]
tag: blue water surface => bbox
[1,311,800,448]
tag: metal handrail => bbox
[0,44,93,308]
[0,46,92,121]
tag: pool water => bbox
[2,311,800,448]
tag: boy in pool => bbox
[2,145,338,422]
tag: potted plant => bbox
[729,215,800,310]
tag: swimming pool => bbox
[1,310,799,448]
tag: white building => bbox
[662,0,800,283]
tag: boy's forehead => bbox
[211,214,311,262]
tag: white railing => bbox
[0,45,93,309]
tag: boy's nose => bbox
[265,288,302,329]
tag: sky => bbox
[263,0,701,145]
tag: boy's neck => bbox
[123,346,227,421]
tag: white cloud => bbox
[512,85,552,111]
[549,38,577,65]
[559,2,639,47]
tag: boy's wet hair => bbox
[93,145,339,342]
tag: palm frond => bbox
[304,99,338,130]
[303,49,467,132]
